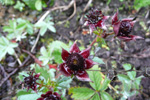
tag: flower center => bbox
[24,76,36,86]
[87,10,103,24]
[44,94,58,100]
[24,76,33,84]
[118,21,132,36]
[66,53,85,72]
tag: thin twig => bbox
[83,0,93,12]
[88,69,144,73]
[0,64,7,77]
[31,32,40,52]
[58,0,76,24]
[23,49,42,67]
[0,56,31,87]
[31,0,75,52]
[14,52,22,65]
[0,68,18,87]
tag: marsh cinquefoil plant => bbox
[2,8,142,100]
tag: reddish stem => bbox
[89,32,114,47]
[89,36,98,47]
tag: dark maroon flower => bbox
[85,9,109,34]
[112,10,143,41]
[23,71,40,92]
[59,42,96,81]
[37,91,61,100]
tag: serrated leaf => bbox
[100,77,111,91]
[22,0,36,10]
[14,1,25,11]
[47,24,56,33]
[57,76,72,89]
[16,23,26,30]
[117,74,130,83]
[17,92,42,100]
[100,92,113,100]
[69,87,95,100]
[134,76,142,89]
[123,81,131,92]
[0,36,18,60]
[52,50,62,64]
[92,57,105,64]
[40,26,47,36]
[123,63,132,71]
[35,0,42,11]
[18,71,29,81]
[17,89,32,97]
[35,64,51,80]
[87,65,102,91]
[39,46,53,65]
[90,93,100,100]
[26,24,33,34]
[123,64,136,80]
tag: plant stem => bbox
[89,36,98,47]
[37,83,51,89]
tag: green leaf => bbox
[122,81,131,92]
[100,77,111,91]
[18,71,29,81]
[48,41,69,64]
[39,46,53,65]
[92,57,105,64]
[18,92,42,100]
[40,26,48,36]
[134,76,143,89]
[90,93,100,100]
[17,89,32,97]
[52,50,62,64]
[16,23,26,30]
[117,74,130,83]
[47,24,56,33]
[22,0,36,10]
[93,30,99,35]
[35,0,42,11]
[123,64,136,80]
[26,24,33,34]
[35,64,51,80]
[100,92,113,100]
[0,0,14,5]
[14,1,25,11]
[123,63,132,71]
[57,76,72,89]
[69,87,95,100]
[87,65,102,91]
[134,0,150,10]
[0,36,18,60]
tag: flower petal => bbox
[37,98,43,100]
[85,59,96,69]
[130,20,136,27]
[34,73,40,79]
[113,21,121,36]
[112,10,119,25]
[84,21,89,26]
[76,70,91,81]
[80,47,91,58]
[61,48,70,61]
[59,63,72,76]
[103,16,110,20]
[89,24,95,34]
[122,18,134,22]
[118,35,144,41]
[70,42,80,53]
